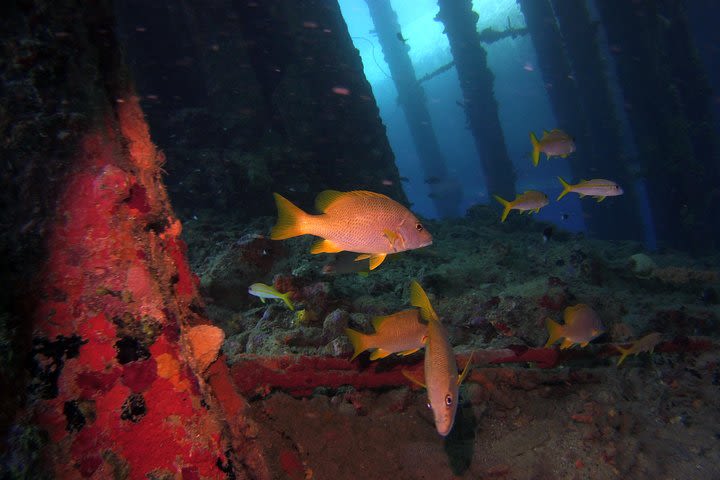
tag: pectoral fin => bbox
[560,338,574,350]
[310,238,343,254]
[398,348,420,356]
[383,229,403,252]
[369,349,390,361]
[457,352,474,385]
[401,369,426,388]
[357,253,387,270]
[595,196,606,203]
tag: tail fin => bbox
[544,318,564,348]
[280,292,295,311]
[556,177,572,201]
[530,132,541,167]
[615,346,631,366]
[493,195,512,223]
[345,328,369,361]
[271,193,308,240]
[409,281,439,322]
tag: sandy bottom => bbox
[250,351,720,480]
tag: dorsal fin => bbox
[371,314,389,331]
[315,190,392,213]
[409,281,438,322]
[315,190,345,213]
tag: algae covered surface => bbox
[185,204,720,479]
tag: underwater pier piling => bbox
[550,0,641,242]
[365,0,461,217]
[595,0,719,250]
[517,0,614,239]
[435,0,517,199]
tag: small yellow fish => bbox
[406,281,472,437]
[271,190,432,270]
[615,332,662,366]
[493,190,549,222]
[557,177,623,202]
[344,309,427,361]
[248,282,294,310]
[529,129,576,166]
[294,309,317,326]
[544,304,604,349]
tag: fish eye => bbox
[445,395,453,406]
[415,223,424,231]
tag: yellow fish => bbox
[248,282,294,310]
[406,281,472,437]
[493,190,549,222]
[529,129,576,166]
[271,190,433,270]
[615,332,662,366]
[544,304,605,349]
[557,177,624,202]
[344,309,427,361]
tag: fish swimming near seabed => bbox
[345,309,427,361]
[493,190,549,222]
[405,281,472,436]
[545,304,605,349]
[615,332,662,366]
[529,129,576,167]
[248,282,294,311]
[557,177,623,202]
[271,190,433,270]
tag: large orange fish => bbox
[271,190,432,270]
[406,281,472,437]
[529,129,575,167]
[345,309,427,361]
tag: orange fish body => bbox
[616,332,662,366]
[493,190,549,222]
[271,190,432,270]
[345,309,427,361]
[530,129,575,167]
[544,304,605,349]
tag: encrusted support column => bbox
[436,0,516,199]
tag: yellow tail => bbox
[615,346,631,366]
[271,193,309,240]
[493,194,512,223]
[345,328,369,361]
[530,132,541,167]
[409,281,439,322]
[279,292,295,311]
[556,176,572,201]
[544,318,564,348]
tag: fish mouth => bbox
[420,240,433,248]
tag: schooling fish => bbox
[544,304,605,349]
[271,190,432,270]
[248,282,294,311]
[406,281,472,437]
[615,332,662,366]
[557,177,623,202]
[493,190,549,222]
[529,129,576,167]
[345,309,427,361]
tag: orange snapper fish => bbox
[557,177,623,202]
[529,129,575,167]
[545,304,605,349]
[493,190,549,222]
[405,281,472,437]
[271,190,432,270]
[345,309,427,361]
[615,332,662,366]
